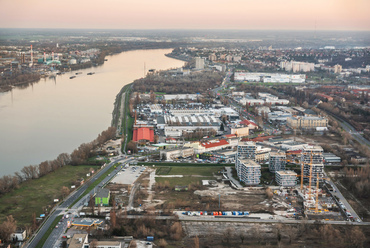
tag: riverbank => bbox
[165,52,192,62]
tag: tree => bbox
[193,235,200,248]
[0,215,17,242]
[90,239,98,248]
[32,212,37,231]
[61,186,70,199]
[110,210,117,229]
[158,239,168,248]
[127,141,138,154]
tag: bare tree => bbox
[0,215,17,242]
[61,186,70,199]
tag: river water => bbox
[0,49,184,177]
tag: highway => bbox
[25,156,133,248]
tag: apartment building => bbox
[236,141,256,161]
[301,146,324,182]
[269,152,286,172]
[276,170,297,187]
[236,158,261,185]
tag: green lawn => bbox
[156,176,215,187]
[155,166,222,187]
[156,166,222,176]
[0,165,99,226]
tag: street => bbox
[25,156,133,248]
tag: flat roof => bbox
[276,170,297,176]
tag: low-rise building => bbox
[94,241,121,248]
[287,116,328,129]
[160,147,194,160]
[95,188,110,206]
[67,234,89,248]
[236,158,261,185]
[276,170,297,187]
[231,126,249,137]
[256,146,271,162]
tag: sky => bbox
[0,0,369,30]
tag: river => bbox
[0,49,184,177]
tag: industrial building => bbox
[275,170,297,187]
[235,158,261,185]
[269,152,286,172]
[158,115,221,137]
[301,146,324,183]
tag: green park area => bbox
[0,165,100,226]
[155,166,223,187]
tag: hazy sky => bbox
[0,0,369,30]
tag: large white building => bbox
[276,170,297,187]
[234,72,306,83]
[236,158,261,185]
[195,57,205,70]
[280,61,315,73]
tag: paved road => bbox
[325,112,370,147]
[326,179,361,222]
[224,167,242,189]
[25,156,133,248]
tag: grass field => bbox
[156,176,215,187]
[155,166,222,187]
[0,165,99,226]
[70,164,118,208]
[156,166,223,176]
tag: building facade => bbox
[287,116,328,129]
[301,146,324,183]
[269,152,286,172]
[236,158,261,185]
[276,170,297,187]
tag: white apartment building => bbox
[236,158,261,185]
[276,170,297,187]
[236,141,256,161]
[195,57,205,69]
[269,152,286,172]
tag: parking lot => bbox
[111,166,146,185]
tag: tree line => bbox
[0,127,116,195]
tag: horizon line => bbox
[0,27,370,32]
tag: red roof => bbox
[201,139,229,149]
[286,150,302,154]
[133,127,154,142]
[240,119,257,127]
[224,134,237,138]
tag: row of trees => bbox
[132,70,224,94]
[341,166,370,199]
[0,127,116,195]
